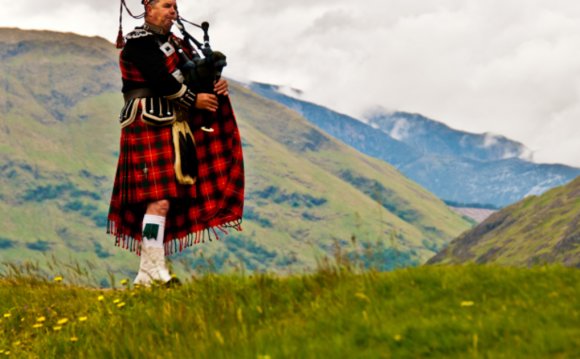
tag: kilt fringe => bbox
[108,220,142,255]
[107,218,243,256]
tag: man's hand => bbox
[195,93,219,112]
[214,78,229,96]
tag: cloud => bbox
[2,0,580,166]
[389,118,412,141]
[482,133,499,148]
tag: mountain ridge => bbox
[249,82,580,207]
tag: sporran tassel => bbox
[116,26,125,49]
[116,0,125,49]
[116,0,146,48]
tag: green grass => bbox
[1,264,578,358]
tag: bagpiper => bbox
[107,0,244,286]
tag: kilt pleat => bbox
[107,97,244,256]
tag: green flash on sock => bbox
[143,223,160,240]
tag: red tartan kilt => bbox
[115,107,193,204]
[107,97,245,254]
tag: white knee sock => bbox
[142,214,166,249]
[134,214,171,285]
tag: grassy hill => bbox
[1,265,578,358]
[0,28,472,282]
[428,176,580,267]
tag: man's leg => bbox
[134,200,173,285]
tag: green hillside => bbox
[0,28,471,281]
[428,176,580,267]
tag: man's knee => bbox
[147,199,170,216]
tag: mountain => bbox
[250,83,580,208]
[0,28,472,282]
[365,109,532,162]
[427,176,580,267]
[365,110,580,207]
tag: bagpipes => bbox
[173,17,228,132]
[173,17,227,95]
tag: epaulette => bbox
[125,28,154,40]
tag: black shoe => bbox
[164,277,182,288]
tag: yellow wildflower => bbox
[0,350,3,354]
[97,295,105,302]
[57,318,69,325]
[3,313,10,318]
[32,323,43,329]
[120,279,129,286]
[36,316,46,323]
[394,334,403,342]
[117,302,126,309]
[53,326,62,331]
[215,330,225,345]
[78,316,88,322]
[54,276,63,282]
[12,342,20,347]
[256,306,263,314]
[355,292,370,303]
[113,299,121,304]
[70,337,79,343]
[461,301,475,307]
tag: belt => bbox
[123,88,156,102]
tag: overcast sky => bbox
[3,0,580,166]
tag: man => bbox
[108,0,244,286]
